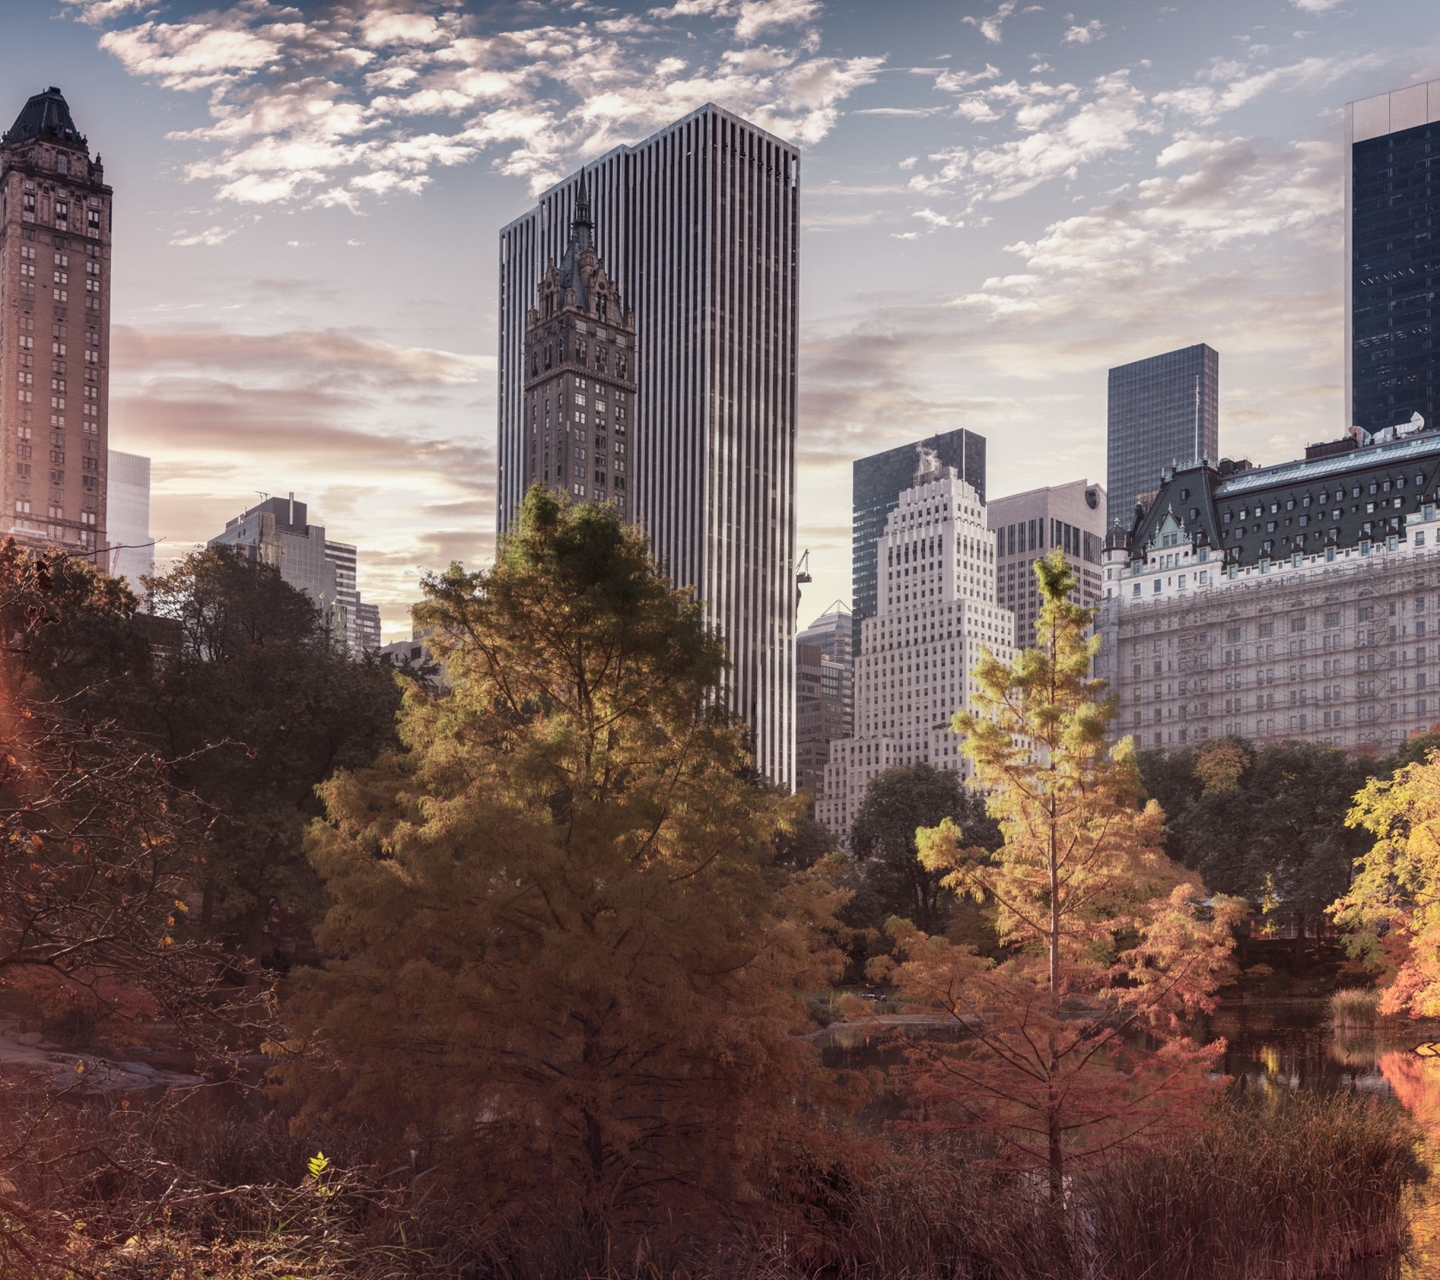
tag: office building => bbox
[796,601,855,811]
[817,452,1014,844]
[497,104,799,785]
[1099,419,1440,752]
[853,430,986,623]
[519,180,635,511]
[989,480,1106,649]
[355,601,381,653]
[1107,345,1218,530]
[106,448,149,593]
[1,87,113,554]
[209,494,344,639]
[1348,80,1440,436]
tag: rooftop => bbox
[5,87,84,148]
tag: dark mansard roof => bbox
[5,87,85,148]
[1121,426,1440,567]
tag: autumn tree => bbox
[879,549,1242,1198]
[1331,750,1440,1016]
[277,488,855,1262]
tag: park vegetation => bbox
[0,503,1421,1277]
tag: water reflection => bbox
[817,1001,1440,1279]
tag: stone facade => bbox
[817,457,1014,843]
[521,179,636,515]
[0,87,111,556]
[1099,426,1440,752]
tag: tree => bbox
[848,763,999,937]
[277,488,856,1261]
[1331,751,1440,1017]
[1138,738,1372,955]
[879,550,1243,1198]
[143,548,401,964]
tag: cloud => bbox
[80,0,880,212]
[1061,20,1104,44]
[60,0,150,24]
[169,225,236,247]
[111,323,492,621]
[1290,0,1342,10]
[963,1,1016,45]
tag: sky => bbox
[2,0,1436,636]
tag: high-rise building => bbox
[497,104,799,785]
[1107,345,1218,530]
[519,181,636,511]
[796,601,854,811]
[355,601,381,653]
[323,538,359,655]
[106,448,149,593]
[1348,81,1440,436]
[817,453,1014,844]
[852,430,986,624]
[989,480,1106,650]
[209,494,344,639]
[0,87,112,555]
[1098,419,1440,753]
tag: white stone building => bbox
[816,456,1015,843]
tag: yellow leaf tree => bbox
[1331,754,1440,1016]
[879,549,1243,1198]
[277,488,856,1263]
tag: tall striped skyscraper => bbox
[497,104,800,787]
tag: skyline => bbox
[1,0,1436,635]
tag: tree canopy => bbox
[278,488,858,1263]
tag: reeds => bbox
[1331,985,1385,1028]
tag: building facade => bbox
[989,480,1106,650]
[1347,80,1440,437]
[520,180,636,511]
[497,104,799,786]
[106,447,149,593]
[1099,423,1440,753]
[209,495,344,639]
[355,601,381,653]
[1107,345,1218,531]
[817,456,1014,844]
[853,430,985,623]
[1,87,112,555]
[796,601,855,812]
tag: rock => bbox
[14,1032,42,1046]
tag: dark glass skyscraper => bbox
[851,429,985,626]
[1347,81,1440,435]
[1106,344,1218,531]
[497,104,799,787]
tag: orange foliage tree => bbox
[277,488,858,1263]
[1331,753,1440,1016]
[876,549,1243,1198]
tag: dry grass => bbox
[1332,986,1386,1028]
[0,1088,1420,1279]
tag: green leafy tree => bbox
[144,548,401,964]
[880,550,1243,1198]
[278,489,857,1261]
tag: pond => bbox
[818,998,1440,1279]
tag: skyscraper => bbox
[0,88,112,555]
[1107,344,1218,530]
[796,601,854,811]
[852,429,985,624]
[497,104,799,785]
[1348,80,1440,436]
[989,480,1106,650]
[520,180,636,510]
[106,448,149,593]
[817,453,1013,844]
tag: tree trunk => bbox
[1294,909,1306,965]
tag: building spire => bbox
[571,171,594,253]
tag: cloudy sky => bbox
[3,0,1435,633]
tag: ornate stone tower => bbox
[0,88,112,557]
[521,177,636,515]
